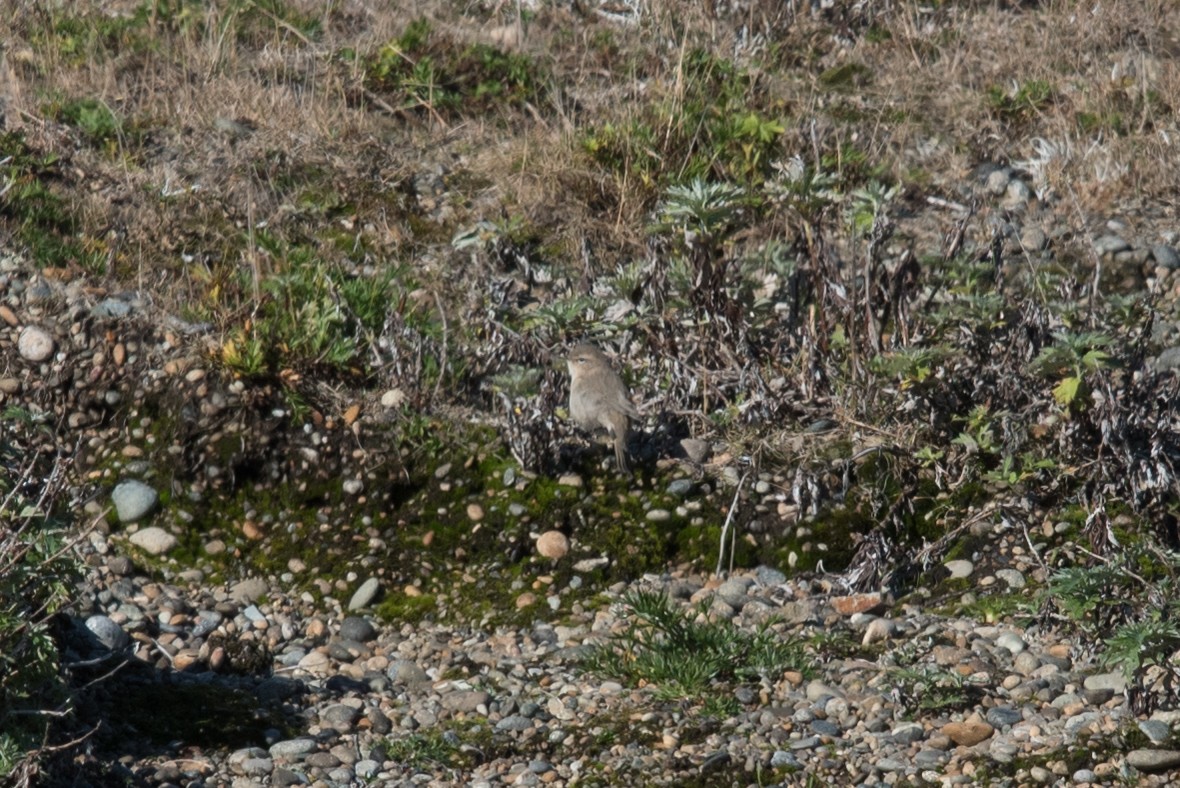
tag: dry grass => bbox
[1,0,1178,380]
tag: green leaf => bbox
[1053,376,1080,407]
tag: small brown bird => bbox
[567,343,641,473]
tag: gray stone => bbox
[891,722,925,744]
[112,480,158,523]
[1001,178,1033,210]
[1138,720,1171,744]
[128,526,177,555]
[1093,234,1132,256]
[268,738,318,759]
[1072,769,1097,782]
[986,706,1023,728]
[1128,749,1180,772]
[876,758,907,772]
[1012,651,1040,674]
[441,690,490,713]
[995,568,1025,589]
[495,714,534,732]
[193,610,223,637]
[680,438,711,463]
[339,616,376,642]
[1152,244,1180,269]
[1020,227,1047,251]
[348,577,380,611]
[386,659,429,685]
[944,559,973,579]
[1063,711,1104,737]
[355,760,380,779]
[17,326,54,362]
[985,169,1010,196]
[753,565,786,585]
[1083,671,1126,693]
[914,749,947,768]
[810,719,841,736]
[770,750,799,769]
[666,478,695,497]
[1154,347,1180,372]
[229,577,269,605]
[995,632,1026,655]
[320,704,360,729]
[85,615,129,651]
[271,766,308,786]
[106,555,133,576]
[92,298,133,318]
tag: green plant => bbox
[218,235,406,378]
[951,404,1003,457]
[581,589,809,700]
[1048,545,1180,710]
[1032,332,1113,412]
[845,180,899,236]
[986,79,1056,124]
[0,421,79,783]
[887,665,982,712]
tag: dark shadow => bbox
[37,617,307,787]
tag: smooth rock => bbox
[387,659,429,685]
[995,632,1026,654]
[85,615,129,651]
[339,616,376,642]
[17,325,54,362]
[680,438,711,463]
[111,480,159,523]
[1093,234,1131,256]
[941,719,994,746]
[1138,720,1171,744]
[1152,243,1180,269]
[269,738,318,759]
[944,559,973,579]
[1082,671,1126,693]
[348,577,380,611]
[536,530,569,560]
[995,568,1025,589]
[829,592,884,616]
[128,526,177,556]
[92,298,133,318]
[862,617,895,645]
[1127,749,1180,772]
[229,577,268,604]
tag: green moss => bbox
[375,593,437,624]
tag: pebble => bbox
[1094,234,1132,256]
[348,577,381,610]
[17,325,54,361]
[84,614,129,651]
[127,526,178,555]
[111,480,159,523]
[944,559,973,579]
[536,530,569,560]
[1152,243,1180,269]
[1127,749,1180,772]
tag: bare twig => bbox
[716,468,749,577]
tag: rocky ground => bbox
[6,2,1180,785]
[6,176,1180,786]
